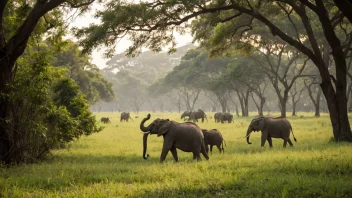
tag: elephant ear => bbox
[158,120,171,137]
[259,117,266,130]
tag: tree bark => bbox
[315,89,321,117]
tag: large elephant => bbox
[140,114,209,162]
[220,113,233,123]
[120,112,133,122]
[214,112,222,123]
[189,109,208,123]
[245,117,297,147]
[180,111,191,120]
[201,129,226,154]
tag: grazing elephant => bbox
[214,112,222,123]
[140,114,209,162]
[245,117,297,147]
[220,113,233,123]
[100,117,111,124]
[201,129,226,154]
[181,111,191,121]
[189,109,208,123]
[120,112,133,122]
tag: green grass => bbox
[1,112,352,198]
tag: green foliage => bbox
[6,45,102,163]
[52,40,114,104]
[0,112,351,197]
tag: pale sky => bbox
[69,4,193,68]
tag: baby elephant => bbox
[201,129,226,154]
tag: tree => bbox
[226,55,267,116]
[288,80,305,116]
[114,70,146,113]
[52,40,114,104]
[77,0,352,141]
[0,0,97,164]
[304,77,322,117]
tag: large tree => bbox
[0,0,96,164]
[77,0,352,141]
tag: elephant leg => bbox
[261,134,268,147]
[287,139,293,147]
[267,137,273,148]
[193,152,201,161]
[200,144,209,160]
[160,141,172,162]
[210,145,213,154]
[170,146,178,162]
[205,145,209,154]
[283,139,288,148]
[216,145,222,153]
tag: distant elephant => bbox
[201,129,226,154]
[140,114,209,162]
[189,109,208,123]
[100,117,111,124]
[120,112,133,122]
[181,111,191,121]
[246,117,297,147]
[220,113,233,123]
[214,112,222,123]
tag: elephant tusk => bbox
[244,132,252,138]
[140,131,150,134]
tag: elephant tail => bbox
[221,139,226,153]
[290,125,297,142]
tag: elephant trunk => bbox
[143,133,149,159]
[140,116,152,132]
[246,127,252,144]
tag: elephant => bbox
[120,112,133,122]
[201,129,226,154]
[100,117,111,124]
[140,114,209,162]
[181,111,191,121]
[220,113,233,123]
[189,109,208,123]
[214,112,222,123]
[245,117,297,147]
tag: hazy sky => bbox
[69,4,193,68]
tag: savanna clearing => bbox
[1,112,352,198]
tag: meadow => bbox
[0,112,352,198]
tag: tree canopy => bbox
[77,0,352,141]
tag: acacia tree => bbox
[227,55,267,116]
[76,0,352,141]
[249,39,309,117]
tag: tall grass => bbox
[0,112,351,197]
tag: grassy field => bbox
[1,112,352,197]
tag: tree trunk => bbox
[292,102,297,116]
[279,91,288,118]
[220,101,227,113]
[259,97,265,117]
[314,0,352,141]
[315,89,321,117]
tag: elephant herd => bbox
[140,114,297,162]
[181,110,234,124]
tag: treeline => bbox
[95,47,330,117]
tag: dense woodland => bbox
[0,0,352,165]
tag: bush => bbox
[4,50,102,164]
